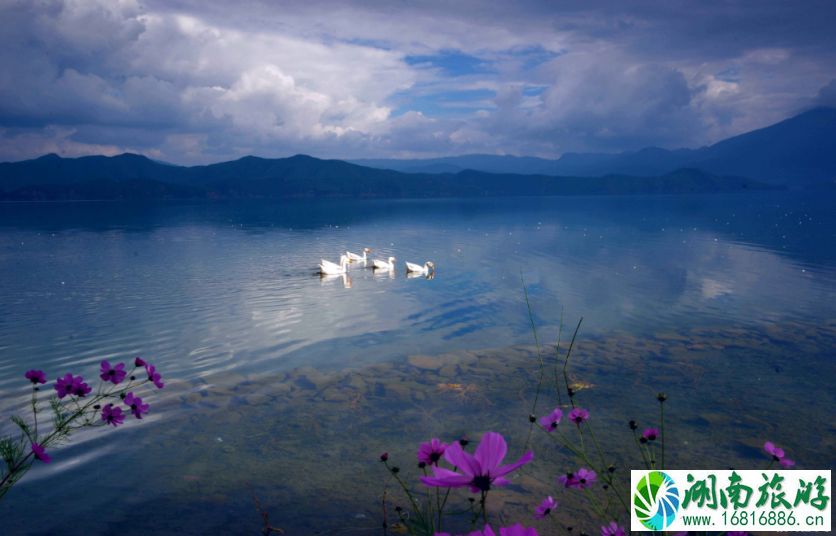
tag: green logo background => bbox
[634,471,681,530]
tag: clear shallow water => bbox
[1,193,835,535]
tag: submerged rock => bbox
[408,354,442,370]
[200,372,246,389]
[246,394,271,406]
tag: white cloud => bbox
[0,0,834,164]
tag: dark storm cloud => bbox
[0,0,834,164]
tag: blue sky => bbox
[0,0,834,164]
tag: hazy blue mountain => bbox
[350,107,836,186]
[1,159,782,201]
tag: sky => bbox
[1,0,835,165]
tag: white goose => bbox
[406,261,434,275]
[372,256,396,270]
[319,255,352,275]
[347,248,371,262]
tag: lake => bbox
[1,193,835,535]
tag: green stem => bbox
[554,308,564,406]
[520,268,546,453]
[660,402,665,470]
[562,317,584,409]
[583,486,609,520]
[548,513,570,536]
[633,430,650,469]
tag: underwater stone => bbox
[438,365,458,378]
[346,375,367,391]
[202,395,233,409]
[200,372,246,389]
[233,383,261,395]
[246,394,271,406]
[384,384,411,399]
[436,354,460,365]
[183,393,202,406]
[254,383,292,397]
[161,379,192,396]
[699,413,735,427]
[408,354,442,370]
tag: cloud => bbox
[0,0,834,164]
[814,79,836,108]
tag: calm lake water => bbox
[1,193,835,535]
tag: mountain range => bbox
[1,107,832,200]
[0,154,780,201]
[351,107,836,187]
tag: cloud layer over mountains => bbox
[1,0,834,164]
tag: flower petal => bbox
[420,474,473,488]
[444,442,481,477]
[490,450,534,478]
[474,431,507,470]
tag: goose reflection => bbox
[319,273,352,288]
[407,271,434,280]
[374,267,396,278]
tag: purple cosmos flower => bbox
[764,442,785,460]
[643,428,659,441]
[54,374,81,398]
[102,405,126,427]
[435,525,537,536]
[558,472,578,488]
[539,409,563,433]
[418,438,449,466]
[569,408,589,424]
[70,378,92,397]
[779,457,795,468]
[420,431,533,493]
[135,357,146,367]
[145,364,164,389]
[99,361,127,385]
[31,443,51,463]
[499,525,538,536]
[601,522,626,536]
[124,392,150,419]
[534,496,557,519]
[728,532,748,536]
[572,468,596,489]
[25,370,47,385]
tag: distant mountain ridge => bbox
[351,107,836,187]
[0,154,782,201]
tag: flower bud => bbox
[657,393,667,403]
[567,387,575,397]
[380,453,388,462]
[93,405,101,410]
[394,506,402,512]
[130,376,136,381]
[391,466,400,474]
[459,436,469,447]
[119,392,127,400]
[629,419,637,430]
[608,465,616,473]
[417,461,427,469]
[528,414,536,423]
[639,436,648,444]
